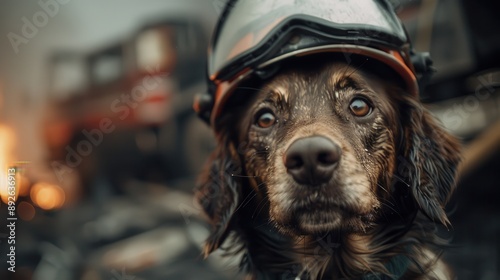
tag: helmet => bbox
[194,0,434,126]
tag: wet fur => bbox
[196,57,461,279]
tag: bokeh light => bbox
[30,182,66,210]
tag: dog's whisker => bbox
[253,201,268,219]
[345,58,369,79]
[340,64,351,79]
[233,191,258,214]
[231,174,257,178]
[250,151,268,156]
[377,183,390,194]
[252,196,270,219]
[379,197,396,207]
[379,202,403,219]
[234,86,263,92]
[392,174,411,187]
[253,219,273,230]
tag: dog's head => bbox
[196,56,461,254]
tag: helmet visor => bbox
[210,0,407,81]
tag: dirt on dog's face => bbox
[237,62,401,236]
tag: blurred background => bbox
[0,0,498,279]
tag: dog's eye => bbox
[349,98,372,117]
[256,111,277,128]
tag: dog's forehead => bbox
[259,62,378,101]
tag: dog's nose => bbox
[284,136,341,186]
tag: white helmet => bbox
[194,0,434,126]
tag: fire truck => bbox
[43,17,215,193]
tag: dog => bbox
[195,55,461,279]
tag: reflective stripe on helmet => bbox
[204,44,419,127]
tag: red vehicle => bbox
[44,17,214,193]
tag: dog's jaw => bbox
[294,207,377,234]
[268,189,380,236]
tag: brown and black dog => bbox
[196,55,461,279]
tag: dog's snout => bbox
[284,136,341,186]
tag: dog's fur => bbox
[196,56,461,279]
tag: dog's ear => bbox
[399,96,461,226]
[195,131,242,256]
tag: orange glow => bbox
[18,174,31,197]
[0,124,16,204]
[30,182,65,210]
